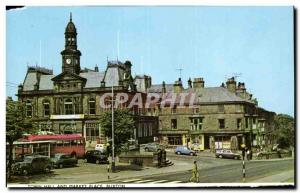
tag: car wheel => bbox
[234,156,238,160]
[96,160,100,164]
[190,152,194,156]
[22,168,28,176]
[176,151,181,155]
[59,163,63,169]
[219,155,223,159]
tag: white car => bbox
[95,144,106,153]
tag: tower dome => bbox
[65,13,77,34]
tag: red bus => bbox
[8,134,86,160]
[27,134,86,158]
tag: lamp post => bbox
[111,85,115,172]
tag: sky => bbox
[6,6,294,116]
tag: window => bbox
[43,100,50,117]
[190,118,203,131]
[237,118,242,129]
[193,108,199,114]
[171,106,177,114]
[219,119,225,129]
[245,117,249,128]
[171,119,177,129]
[89,98,96,115]
[236,105,242,112]
[64,99,73,115]
[218,105,225,113]
[86,122,100,141]
[25,100,32,117]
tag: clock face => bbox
[66,58,71,64]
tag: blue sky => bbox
[6,6,294,116]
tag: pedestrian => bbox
[189,161,199,183]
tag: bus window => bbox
[56,140,64,147]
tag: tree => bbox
[274,114,294,149]
[99,109,135,155]
[6,98,34,179]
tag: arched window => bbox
[25,100,32,117]
[43,100,50,117]
[64,99,73,115]
[89,98,96,115]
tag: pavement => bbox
[251,169,294,183]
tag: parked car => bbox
[175,146,197,156]
[95,144,106,153]
[215,149,241,160]
[85,150,108,164]
[12,155,52,175]
[144,143,164,152]
[51,153,78,169]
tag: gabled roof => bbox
[51,71,86,82]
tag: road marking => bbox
[122,178,141,183]
[149,180,168,183]
[168,181,182,183]
[134,179,154,183]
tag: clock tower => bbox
[61,13,81,74]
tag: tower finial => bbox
[70,12,72,22]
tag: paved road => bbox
[106,158,294,184]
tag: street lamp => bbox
[111,85,115,172]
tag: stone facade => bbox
[17,15,158,147]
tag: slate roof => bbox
[146,85,254,104]
[147,84,173,93]
[22,71,106,91]
[39,75,55,90]
[190,87,253,103]
[23,72,38,91]
[79,71,105,88]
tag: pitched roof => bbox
[147,84,173,93]
[186,87,253,104]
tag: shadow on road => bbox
[114,164,143,172]
[8,172,58,184]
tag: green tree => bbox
[6,98,35,179]
[274,114,294,149]
[99,109,135,155]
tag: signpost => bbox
[241,144,246,183]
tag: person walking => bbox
[189,161,199,183]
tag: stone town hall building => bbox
[17,15,275,151]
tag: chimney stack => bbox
[94,65,99,72]
[173,78,183,93]
[226,77,236,92]
[193,77,205,88]
[188,78,192,88]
